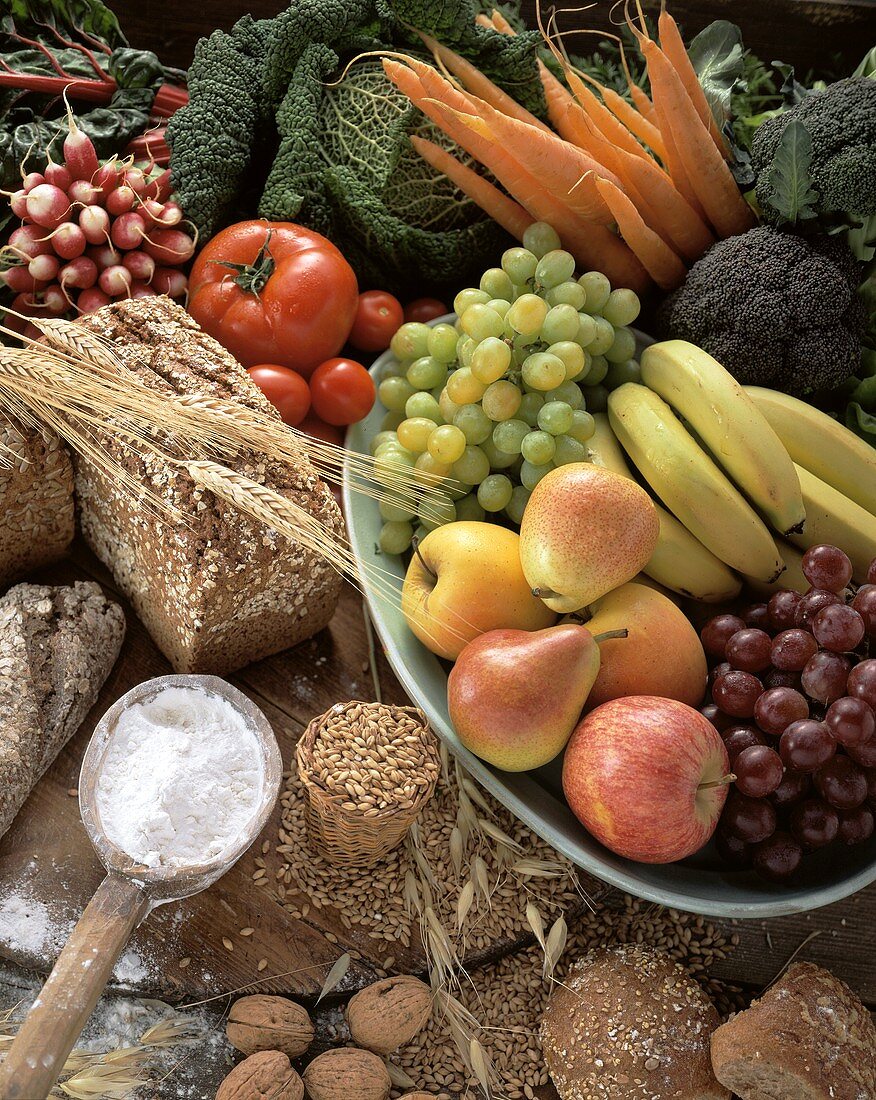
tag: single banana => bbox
[607,384,785,583]
[788,465,876,583]
[641,341,805,535]
[745,536,808,596]
[745,386,876,516]
[588,414,741,602]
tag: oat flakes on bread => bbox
[540,943,729,1100]
[74,296,344,675]
[0,418,73,590]
[710,961,876,1100]
[0,581,124,840]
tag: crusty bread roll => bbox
[710,961,876,1099]
[540,944,729,1099]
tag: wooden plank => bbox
[113,0,874,75]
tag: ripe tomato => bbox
[348,290,404,353]
[403,297,448,324]
[248,364,311,426]
[310,358,375,426]
[188,220,358,377]
[298,413,344,447]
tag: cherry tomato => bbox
[348,290,404,353]
[310,358,376,426]
[247,364,311,426]
[298,413,344,447]
[188,220,358,377]
[403,297,448,324]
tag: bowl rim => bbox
[343,321,876,919]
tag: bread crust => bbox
[0,419,74,589]
[540,944,729,1099]
[710,962,876,1100]
[75,298,344,674]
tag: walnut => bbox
[302,1048,391,1100]
[399,1094,438,1098]
[226,995,314,1058]
[346,975,433,1055]
[215,1051,304,1100]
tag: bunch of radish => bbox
[1,109,193,334]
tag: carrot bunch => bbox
[387,3,755,293]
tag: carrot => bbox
[658,5,729,158]
[570,106,714,260]
[475,12,493,29]
[489,9,516,33]
[427,102,649,292]
[383,59,480,153]
[565,69,653,164]
[576,71,667,161]
[594,177,687,290]
[620,46,658,125]
[410,135,534,240]
[402,55,477,115]
[642,38,755,238]
[418,32,552,133]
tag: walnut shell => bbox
[215,1051,304,1100]
[302,1048,391,1100]
[399,1093,438,1098]
[346,975,433,1054]
[226,995,314,1058]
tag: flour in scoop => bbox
[95,686,265,868]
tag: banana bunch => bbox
[597,341,876,596]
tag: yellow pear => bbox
[519,464,659,613]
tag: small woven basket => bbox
[296,700,441,868]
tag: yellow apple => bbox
[402,522,556,660]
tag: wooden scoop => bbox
[0,674,282,1100]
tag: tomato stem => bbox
[210,229,275,297]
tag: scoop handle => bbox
[0,872,150,1099]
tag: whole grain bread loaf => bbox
[0,418,74,590]
[75,297,344,674]
[710,961,876,1099]
[540,944,729,1100]
[0,580,124,839]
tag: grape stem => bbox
[411,536,436,582]
[697,774,737,791]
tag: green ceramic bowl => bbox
[343,323,876,918]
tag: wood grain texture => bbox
[113,0,876,74]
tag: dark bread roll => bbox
[540,943,729,1099]
[710,961,876,1099]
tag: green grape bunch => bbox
[372,222,642,555]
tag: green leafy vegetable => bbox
[765,118,819,222]
[168,0,546,294]
[688,20,746,122]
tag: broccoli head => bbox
[752,77,876,221]
[657,226,864,397]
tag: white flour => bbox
[95,686,265,869]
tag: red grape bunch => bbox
[700,545,876,884]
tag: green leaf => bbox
[853,45,876,79]
[772,61,812,106]
[766,118,819,222]
[688,20,746,122]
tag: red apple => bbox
[562,696,731,863]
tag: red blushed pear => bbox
[448,623,627,772]
[563,697,732,863]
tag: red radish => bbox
[25,184,70,228]
[105,185,136,216]
[67,179,100,206]
[122,250,155,281]
[59,256,98,290]
[98,264,132,296]
[141,198,182,227]
[2,266,45,293]
[48,222,87,260]
[44,162,73,191]
[93,161,121,197]
[10,190,28,219]
[21,172,45,192]
[130,280,156,298]
[144,168,172,202]
[77,287,111,313]
[110,211,146,250]
[8,224,52,259]
[43,285,69,315]
[28,254,60,282]
[79,205,110,245]
[63,103,100,181]
[124,167,148,194]
[87,243,121,269]
[151,266,187,297]
[143,229,195,265]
